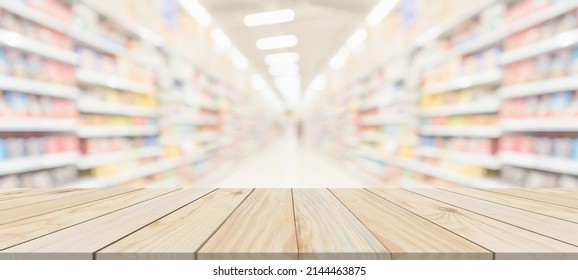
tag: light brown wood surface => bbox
[0,188,135,225]
[0,189,175,251]
[0,189,96,211]
[372,189,578,260]
[483,189,578,209]
[331,189,491,260]
[408,188,578,247]
[97,188,253,260]
[293,189,389,260]
[0,189,76,202]
[197,188,298,260]
[445,188,578,224]
[0,188,577,260]
[1,188,214,260]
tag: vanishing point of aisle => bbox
[207,136,367,188]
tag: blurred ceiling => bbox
[199,0,379,95]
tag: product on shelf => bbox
[79,114,155,126]
[421,136,499,155]
[0,165,77,189]
[0,91,77,118]
[501,91,578,118]
[0,135,78,160]
[0,8,74,49]
[503,47,578,86]
[79,136,158,155]
[0,47,75,85]
[501,165,578,188]
[423,114,499,126]
[501,135,578,160]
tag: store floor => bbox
[202,135,367,188]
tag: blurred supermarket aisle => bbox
[206,134,367,188]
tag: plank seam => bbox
[327,188,393,259]
[481,189,578,210]
[193,188,256,260]
[290,188,301,259]
[0,189,180,252]
[0,189,141,227]
[0,189,102,211]
[366,188,496,260]
[403,188,578,250]
[442,188,578,225]
[91,188,217,260]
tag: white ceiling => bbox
[199,0,379,97]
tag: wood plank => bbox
[331,189,491,260]
[445,188,578,224]
[293,189,389,260]
[97,188,253,260]
[0,189,175,250]
[371,189,578,260]
[0,188,214,260]
[483,189,578,209]
[0,189,96,211]
[408,189,578,248]
[0,189,71,201]
[197,189,298,260]
[498,189,578,201]
[0,188,136,225]
[0,189,30,195]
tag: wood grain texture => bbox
[0,189,96,211]
[331,189,491,260]
[445,188,578,224]
[483,189,578,209]
[372,189,578,260]
[0,188,214,260]
[0,189,72,201]
[408,188,578,248]
[197,189,298,260]
[515,189,578,200]
[293,189,388,260]
[97,188,253,260]
[0,188,136,225]
[0,189,175,250]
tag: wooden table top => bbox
[0,188,576,260]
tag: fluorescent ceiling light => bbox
[269,64,300,76]
[251,74,269,91]
[367,0,400,27]
[256,35,298,50]
[275,76,301,90]
[347,28,367,49]
[264,52,299,65]
[211,29,231,49]
[179,0,211,26]
[244,9,295,27]
[228,48,249,69]
[329,48,350,70]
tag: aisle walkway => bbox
[205,137,368,188]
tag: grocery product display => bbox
[308,0,578,189]
[0,0,270,189]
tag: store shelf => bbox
[500,151,578,176]
[77,125,159,138]
[0,119,77,132]
[359,95,417,111]
[78,100,158,117]
[420,125,501,138]
[0,29,77,64]
[505,1,578,37]
[360,131,385,142]
[423,70,502,94]
[67,156,195,188]
[0,152,79,176]
[386,156,512,188]
[78,147,162,170]
[359,115,414,126]
[417,147,501,170]
[501,118,578,132]
[421,99,500,117]
[76,70,156,94]
[170,116,221,126]
[501,29,578,65]
[0,75,79,99]
[498,76,578,99]
[72,29,124,55]
[0,1,71,34]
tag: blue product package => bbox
[0,139,6,160]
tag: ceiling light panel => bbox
[256,35,298,50]
[347,28,367,49]
[244,9,295,27]
[211,29,231,49]
[367,0,400,27]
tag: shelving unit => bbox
[310,0,578,189]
